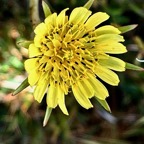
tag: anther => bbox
[81,62,86,66]
[72,66,75,70]
[44,44,47,47]
[45,35,48,39]
[89,60,93,62]
[43,63,47,68]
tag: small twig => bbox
[29,0,41,29]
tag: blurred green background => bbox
[1,0,144,144]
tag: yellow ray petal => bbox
[69,7,91,25]
[34,79,48,103]
[34,22,47,35]
[53,66,60,78]
[60,81,69,95]
[92,52,109,60]
[38,72,49,83]
[44,50,54,57]
[28,69,40,86]
[52,39,61,49]
[24,58,38,73]
[95,25,121,36]
[47,83,58,108]
[87,73,109,100]
[98,56,126,71]
[57,8,69,26]
[72,27,87,39]
[85,12,109,31]
[45,13,57,27]
[72,84,93,109]
[29,44,42,58]
[34,35,42,47]
[97,43,127,54]
[95,34,124,44]
[58,89,69,115]
[45,41,54,49]
[95,65,120,86]
[77,79,94,98]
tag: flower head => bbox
[24,4,127,116]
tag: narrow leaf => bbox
[126,62,144,71]
[43,107,52,127]
[118,24,137,34]
[12,78,29,96]
[42,1,52,18]
[83,0,94,9]
[96,98,111,112]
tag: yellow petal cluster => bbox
[25,7,127,115]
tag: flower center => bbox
[36,22,97,92]
[63,49,74,60]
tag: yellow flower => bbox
[24,6,127,115]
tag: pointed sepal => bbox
[126,62,144,71]
[83,0,94,9]
[42,1,52,18]
[12,78,29,96]
[96,98,111,112]
[43,107,52,127]
[118,24,137,34]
